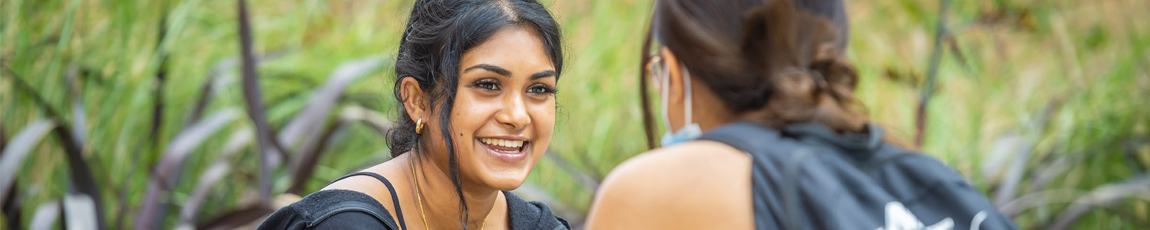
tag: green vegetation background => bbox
[2,0,1148,229]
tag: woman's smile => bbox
[477,136,530,162]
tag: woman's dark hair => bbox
[386,0,563,228]
[640,0,863,148]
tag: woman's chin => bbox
[473,164,531,187]
[483,174,526,190]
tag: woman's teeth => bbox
[479,138,524,148]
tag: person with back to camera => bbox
[585,0,1021,229]
[258,0,570,229]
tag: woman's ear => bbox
[400,77,429,122]
[662,49,687,105]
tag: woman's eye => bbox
[527,84,557,94]
[473,80,500,91]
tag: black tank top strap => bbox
[330,172,408,230]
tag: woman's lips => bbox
[478,137,529,162]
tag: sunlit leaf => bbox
[0,119,56,207]
[63,192,98,230]
[29,200,60,230]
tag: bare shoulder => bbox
[602,140,750,190]
[586,140,753,229]
[321,161,405,216]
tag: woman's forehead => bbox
[460,26,555,73]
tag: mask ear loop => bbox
[660,59,673,131]
[681,63,693,127]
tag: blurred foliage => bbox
[2,0,1148,229]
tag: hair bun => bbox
[740,0,866,132]
[740,0,841,75]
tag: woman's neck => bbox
[689,81,741,132]
[407,153,501,229]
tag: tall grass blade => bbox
[189,52,289,126]
[54,120,104,229]
[63,191,98,230]
[150,0,171,157]
[2,66,63,122]
[1025,152,1074,194]
[236,0,276,204]
[187,57,236,126]
[1,123,7,152]
[279,56,386,171]
[990,100,1060,206]
[2,64,105,228]
[286,104,394,194]
[0,119,56,205]
[285,120,345,194]
[135,109,241,230]
[991,133,1034,207]
[29,200,60,230]
[195,204,275,230]
[915,0,950,145]
[177,127,253,228]
[2,176,19,230]
[1124,138,1150,174]
[981,131,1022,181]
[338,105,393,134]
[1049,175,1150,230]
[998,189,1082,217]
[66,66,87,147]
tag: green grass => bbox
[2,0,1148,229]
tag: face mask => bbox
[659,63,703,147]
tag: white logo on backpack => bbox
[876,202,987,230]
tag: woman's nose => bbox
[496,93,530,130]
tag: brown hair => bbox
[640,0,867,149]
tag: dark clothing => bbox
[257,172,570,230]
[699,121,1019,230]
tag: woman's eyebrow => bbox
[530,70,557,80]
[464,64,511,77]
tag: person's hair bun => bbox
[739,0,866,132]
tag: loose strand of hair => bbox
[639,10,657,150]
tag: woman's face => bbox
[426,26,557,191]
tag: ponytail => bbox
[739,0,867,133]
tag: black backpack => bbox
[697,121,1020,230]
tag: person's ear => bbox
[400,77,429,123]
[662,49,686,105]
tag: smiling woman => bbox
[257,0,568,229]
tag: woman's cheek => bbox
[532,102,556,153]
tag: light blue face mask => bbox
[659,63,703,147]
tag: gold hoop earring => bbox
[415,118,424,134]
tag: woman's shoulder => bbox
[258,189,399,229]
[586,140,753,229]
[601,140,751,192]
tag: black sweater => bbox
[258,186,568,229]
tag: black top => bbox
[699,121,1019,230]
[257,172,570,230]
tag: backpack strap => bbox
[330,172,408,230]
[696,121,783,153]
[698,121,808,230]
